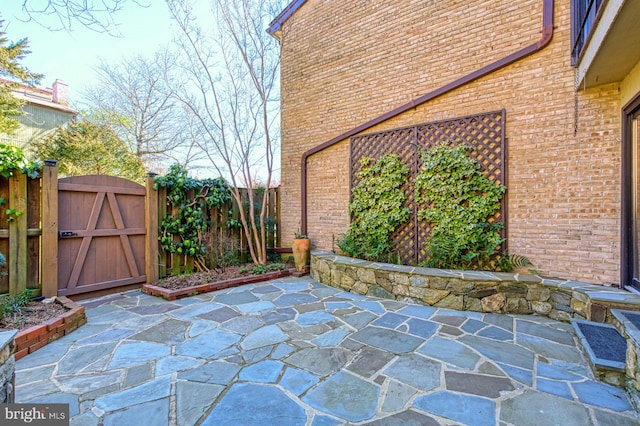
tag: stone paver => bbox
[13,276,640,425]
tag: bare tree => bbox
[167,0,283,265]
[18,0,145,33]
[82,50,204,170]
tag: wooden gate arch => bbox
[57,175,149,296]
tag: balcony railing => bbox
[571,0,606,65]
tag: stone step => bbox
[571,319,626,385]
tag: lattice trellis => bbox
[350,110,506,264]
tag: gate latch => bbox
[59,231,78,238]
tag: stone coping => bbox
[311,251,640,323]
[0,331,16,353]
[142,269,293,301]
[12,296,87,361]
[613,310,640,346]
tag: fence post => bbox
[275,187,281,248]
[8,172,27,295]
[145,173,159,284]
[41,161,58,298]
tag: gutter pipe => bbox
[299,0,554,235]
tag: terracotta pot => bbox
[292,238,310,271]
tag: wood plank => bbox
[267,188,276,249]
[157,186,168,278]
[57,275,146,296]
[58,182,145,195]
[106,192,140,277]
[9,173,28,295]
[24,172,40,293]
[145,173,159,283]
[0,229,41,238]
[27,236,40,294]
[58,228,146,238]
[66,192,105,291]
[275,187,281,248]
[170,203,181,276]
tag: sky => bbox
[1,1,175,107]
[1,1,283,181]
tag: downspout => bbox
[300,0,554,235]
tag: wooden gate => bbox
[57,175,147,296]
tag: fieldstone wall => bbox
[0,330,17,403]
[611,310,640,411]
[624,332,640,410]
[311,251,640,323]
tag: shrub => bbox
[0,288,35,320]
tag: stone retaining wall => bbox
[0,330,16,403]
[311,251,640,323]
[612,310,640,410]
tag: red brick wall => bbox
[13,297,86,360]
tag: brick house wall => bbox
[275,0,636,285]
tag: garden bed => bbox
[0,301,67,332]
[143,267,294,300]
[8,297,86,360]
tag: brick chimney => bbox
[52,79,69,106]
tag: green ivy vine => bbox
[415,143,506,270]
[0,144,40,179]
[154,164,231,268]
[339,154,410,262]
[0,144,41,223]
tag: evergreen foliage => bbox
[32,120,146,182]
[154,164,233,271]
[339,154,410,262]
[415,143,506,270]
[0,21,42,135]
[0,144,40,178]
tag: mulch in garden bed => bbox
[144,263,295,300]
[0,300,69,332]
[155,265,257,290]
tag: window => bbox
[571,0,606,65]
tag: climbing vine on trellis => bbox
[339,154,410,262]
[154,164,231,271]
[415,143,506,270]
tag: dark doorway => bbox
[622,93,640,291]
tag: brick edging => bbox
[142,269,293,301]
[13,297,87,361]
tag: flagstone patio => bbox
[14,276,640,425]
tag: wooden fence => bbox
[155,186,281,277]
[0,162,281,297]
[0,170,47,296]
